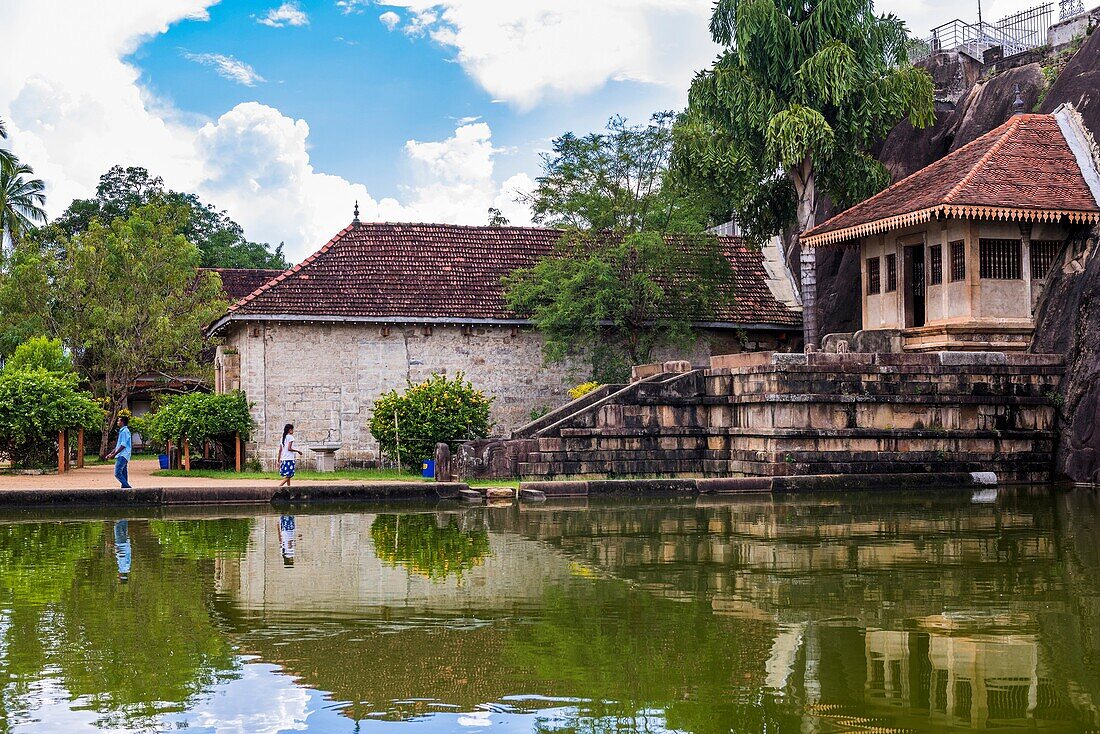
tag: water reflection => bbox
[0,491,1097,732]
[113,520,130,582]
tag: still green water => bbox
[0,488,1098,733]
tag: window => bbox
[979,238,1022,279]
[950,240,966,282]
[885,253,897,292]
[866,257,881,295]
[929,244,943,285]
[1030,240,1060,279]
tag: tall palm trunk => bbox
[791,157,819,350]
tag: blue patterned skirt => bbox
[279,460,296,478]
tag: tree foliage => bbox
[0,156,46,248]
[674,0,935,345]
[369,373,492,467]
[136,391,254,447]
[3,336,72,375]
[525,112,719,233]
[0,369,104,468]
[58,201,228,453]
[43,165,288,269]
[504,231,733,382]
[0,238,59,357]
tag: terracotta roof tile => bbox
[220,223,800,328]
[202,268,287,301]
[803,114,1100,246]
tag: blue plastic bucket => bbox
[421,459,435,478]
[158,454,170,470]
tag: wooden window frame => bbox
[885,253,898,292]
[949,240,966,282]
[866,256,881,295]
[929,244,943,285]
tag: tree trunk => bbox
[791,157,819,350]
[99,384,131,458]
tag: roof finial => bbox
[353,200,360,225]
[1012,84,1026,116]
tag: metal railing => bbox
[1060,0,1085,19]
[909,2,1054,63]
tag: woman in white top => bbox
[278,423,303,487]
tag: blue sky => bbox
[1,0,1040,261]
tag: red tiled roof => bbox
[803,113,1100,247]
[202,268,286,301]
[215,223,800,328]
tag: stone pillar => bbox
[434,442,452,482]
[800,245,818,350]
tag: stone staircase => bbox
[513,351,1063,482]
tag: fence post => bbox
[57,430,66,474]
[183,438,190,472]
[77,429,85,469]
[235,432,242,472]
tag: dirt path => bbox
[0,459,385,490]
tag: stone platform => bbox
[504,351,1063,482]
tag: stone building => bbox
[208,222,801,467]
[802,104,1100,352]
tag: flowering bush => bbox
[369,372,492,467]
[568,381,601,401]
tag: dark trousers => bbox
[114,457,131,488]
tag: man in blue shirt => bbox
[105,416,133,489]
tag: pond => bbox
[0,487,1099,732]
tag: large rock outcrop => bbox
[1032,228,1100,483]
[1040,27,1100,133]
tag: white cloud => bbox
[0,1,531,263]
[378,0,720,109]
[182,52,266,86]
[379,10,401,30]
[335,0,369,14]
[257,2,309,27]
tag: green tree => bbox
[59,201,227,455]
[674,0,935,347]
[504,231,733,382]
[0,239,59,356]
[0,156,46,248]
[507,113,735,381]
[369,373,492,467]
[3,336,73,375]
[0,369,104,468]
[136,391,254,455]
[46,165,288,269]
[0,116,15,178]
[525,112,715,233]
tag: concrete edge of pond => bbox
[0,482,470,507]
[519,472,999,498]
[0,472,1004,508]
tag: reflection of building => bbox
[215,511,574,614]
[865,628,1068,729]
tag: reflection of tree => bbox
[149,518,253,559]
[0,522,102,603]
[0,520,239,729]
[370,514,490,580]
[507,582,796,734]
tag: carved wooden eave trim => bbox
[801,205,1100,248]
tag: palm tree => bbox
[0,117,14,173]
[0,155,47,248]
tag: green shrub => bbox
[3,337,74,376]
[0,369,104,468]
[369,372,492,467]
[140,391,254,446]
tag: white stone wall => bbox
[224,320,788,468]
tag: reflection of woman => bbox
[279,515,296,567]
[114,520,131,583]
